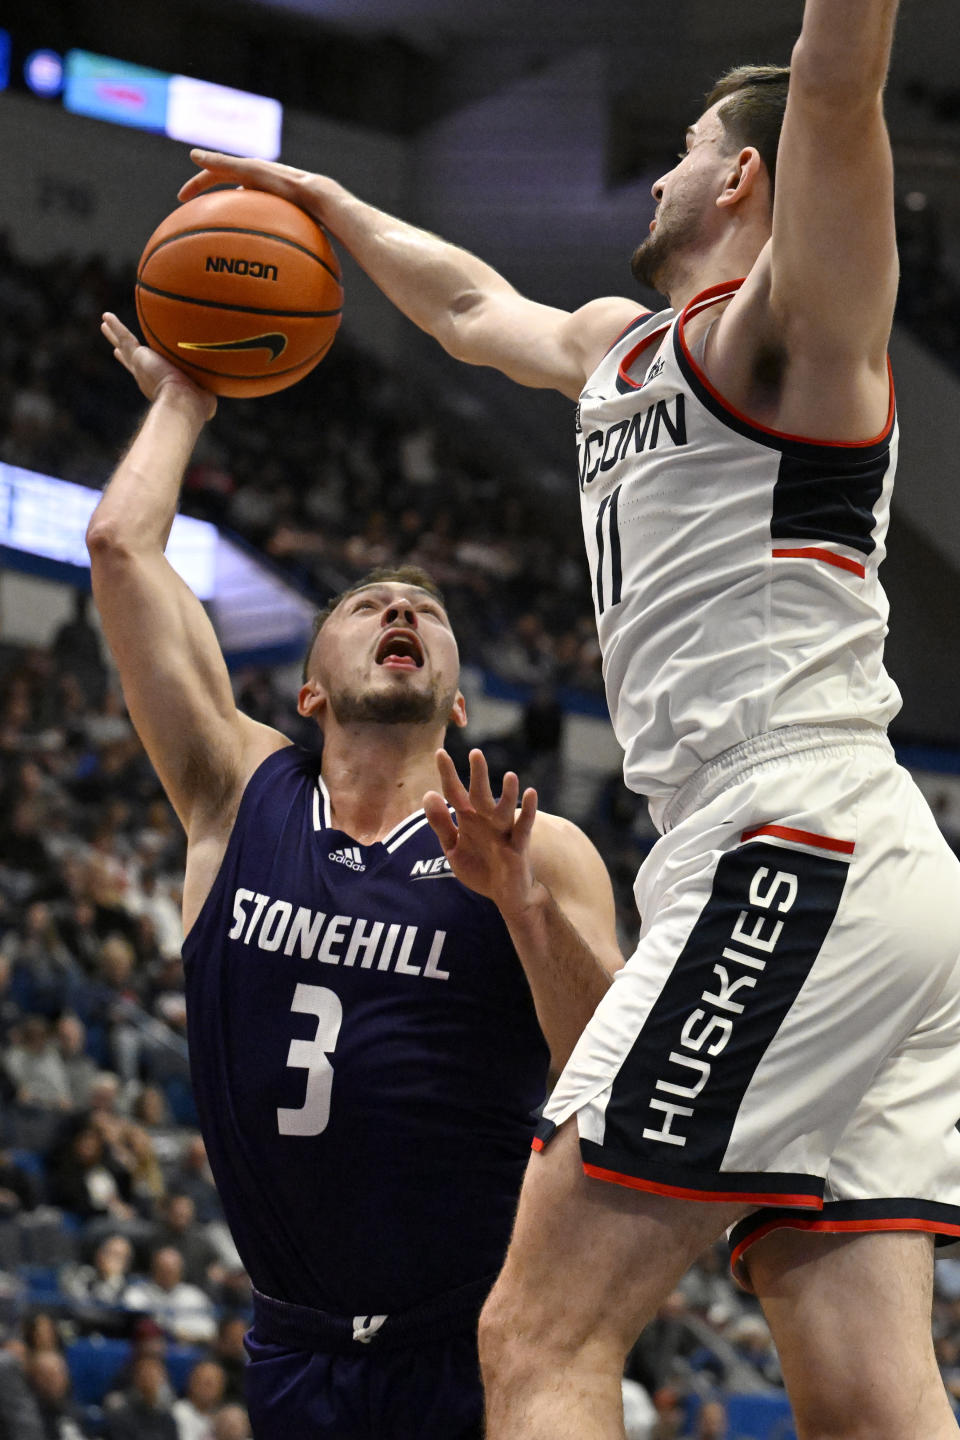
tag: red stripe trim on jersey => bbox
[530,1136,545,1152]
[676,281,896,447]
[772,546,866,577]
[582,1163,821,1209]
[604,309,653,357]
[731,1215,960,1277]
[616,323,671,390]
[740,823,855,856]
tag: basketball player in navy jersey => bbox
[179,1,960,1436]
[87,319,623,1440]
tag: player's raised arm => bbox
[424,749,622,1070]
[769,0,900,373]
[87,316,286,842]
[178,152,639,401]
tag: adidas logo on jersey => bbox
[328,846,366,872]
[410,856,454,880]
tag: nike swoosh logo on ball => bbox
[178,333,288,361]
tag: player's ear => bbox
[448,691,468,730]
[717,146,764,210]
[298,679,327,722]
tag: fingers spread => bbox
[423,790,457,851]
[514,787,539,844]
[467,748,497,811]
[436,749,471,813]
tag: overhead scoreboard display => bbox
[0,31,282,159]
[0,464,316,667]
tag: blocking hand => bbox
[178,150,315,207]
[423,748,539,916]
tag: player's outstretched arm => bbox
[424,748,622,1071]
[87,315,286,842]
[178,151,638,401]
[768,0,900,375]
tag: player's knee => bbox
[478,1269,626,1393]
[477,1279,521,1385]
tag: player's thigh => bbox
[747,1228,945,1429]
[483,1120,746,1359]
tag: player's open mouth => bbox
[375,631,424,669]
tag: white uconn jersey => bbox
[577,279,901,830]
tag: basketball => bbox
[135,188,343,399]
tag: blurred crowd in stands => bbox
[1,211,960,1437]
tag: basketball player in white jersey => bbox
[179,2,960,1435]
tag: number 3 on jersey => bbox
[594,484,623,615]
[277,983,343,1136]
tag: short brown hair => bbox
[301,565,447,680]
[704,65,791,194]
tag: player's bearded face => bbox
[325,675,459,727]
[630,186,706,294]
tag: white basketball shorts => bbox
[535,724,960,1285]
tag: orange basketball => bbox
[135,188,343,399]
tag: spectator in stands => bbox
[621,1375,658,1440]
[47,1119,135,1224]
[23,1348,90,1440]
[677,1245,742,1328]
[0,1149,39,1217]
[626,1290,695,1396]
[0,1346,45,1440]
[3,1016,73,1111]
[154,1195,222,1291]
[723,1314,781,1387]
[51,897,102,979]
[54,1017,97,1111]
[693,1398,728,1439]
[102,1353,177,1440]
[172,1359,227,1440]
[121,1247,217,1344]
[21,1312,63,1358]
[145,955,188,1040]
[0,956,21,1045]
[88,937,145,1084]
[211,1317,248,1406]
[168,1138,220,1225]
[60,1233,136,1318]
[211,1405,252,1440]
[123,1122,165,1214]
[49,592,107,712]
[126,872,182,963]
[649,1386,685,1440]
[129,1085,183,1170]
[0,904,76,1019]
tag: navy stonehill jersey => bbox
[182,745,549,1316]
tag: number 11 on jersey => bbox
[277,983,343,1136]
[594,485,623,615]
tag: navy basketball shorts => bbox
[536,724,960,1287]
[244,1289,485,1440]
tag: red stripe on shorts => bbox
[583,1163,822,1209]
[740,823,855,855]
[731,1214,960,1277]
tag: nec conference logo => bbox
[410,857,453,880]
[329,846,366,872]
